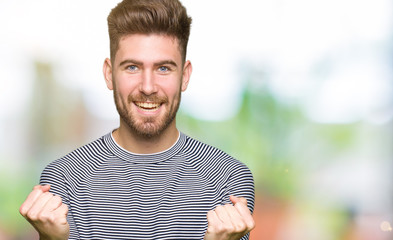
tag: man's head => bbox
[107,0,192,64]
[103,0,193,141]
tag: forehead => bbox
[114,34,182,64]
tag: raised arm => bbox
[19,185,69,240]
[204,195,255,240]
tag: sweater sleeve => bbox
[39,160,79,240]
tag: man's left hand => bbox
[204,195,255,240]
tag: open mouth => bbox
[134,101,161,112]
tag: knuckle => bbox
[222,224,235,233]
[58,217,67,225]
[37,211,49,221]
[234,221,246,232]
[26,211,38,221]
[19,206,27,216]
[62,205,69,214]
[206,224,216,233]
[248,219,256,230]
[48,214,57,223]
[215,224,225,233]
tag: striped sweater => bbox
[40,131,255,239]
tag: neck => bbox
[112,120,179,154]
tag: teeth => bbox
[135,102,160,111]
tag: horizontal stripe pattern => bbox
[40,132,254,240]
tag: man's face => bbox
[104,34,192,138]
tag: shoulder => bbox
[181,134,255,211]
[42,133,111,176]
[182,134,253,178]
[40,133,113,197]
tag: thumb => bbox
[33,184,51,192]
[230,195,247,206]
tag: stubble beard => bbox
[113,86,181,140]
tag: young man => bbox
[19,0,255,239]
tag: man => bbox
[19,0,255,239]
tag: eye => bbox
[158,66,169,72]
[127,65,139,72]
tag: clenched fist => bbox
[204,195,255,240]
[19,185,69,240]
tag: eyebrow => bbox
[119,59,143,67]
[119,59,178,68]
[154,60,178,68]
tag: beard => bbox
[113,85,181,139]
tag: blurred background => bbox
[1,0,392,239]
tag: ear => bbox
[103,58,114,90]
[181,60,192,92]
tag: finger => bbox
[230,196,255,230]
[224,204,246,232]
[206,209,227,236]
[230,196,251,216]
[234,202,255,231]
[19,185,50,216]
[25,192,54,221]
[214,205,232,225]
[230,195,247,206]
[43,194,63,212]
[35,195,64,223]
[33,184,51,192]
[53,204,69,225]
[206,210,220,227]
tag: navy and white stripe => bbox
[40,131,255,240]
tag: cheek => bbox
[114,76,138,96]
[160,79,182,98]
[166,87,181,101]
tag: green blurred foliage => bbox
[0,163,37,237]
[178,80,359,200]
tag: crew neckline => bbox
[103,131,186,164]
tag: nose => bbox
[139,70,157,95]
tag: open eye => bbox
[127,65,139,72]
[158,66,169,72]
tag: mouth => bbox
[134,101,162,112]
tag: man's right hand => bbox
[19,185,69,240]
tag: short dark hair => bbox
[107,0,192,62]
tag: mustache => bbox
[127,93,168,103]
